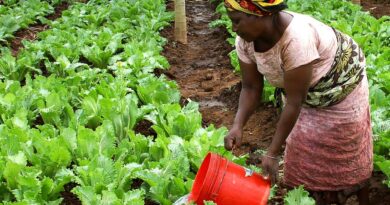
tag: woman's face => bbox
[227,11,267,42]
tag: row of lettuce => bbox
[0,0,69,45]
[211,0,390,187]
[0,0,245,204]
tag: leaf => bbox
[122,189,145,205]
[72,186,100,205]
[101,191,121,205]
[284,185,315,205]
[136,76,180,105]
[60,128,77,154]
[3,152,27,189]
[80,96,102,129]
[74,156,117,194]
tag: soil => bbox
[10,2,70,56]
[161,0,390,204]
[60,183,81,205]
[134,120,157,138]
[361,0,390,18]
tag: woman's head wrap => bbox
[224,0,287,16]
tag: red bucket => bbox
[188,152,270,205]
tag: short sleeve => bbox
[281,27,320,71]
[235,36,255,64]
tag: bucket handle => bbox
[210,158,229,201]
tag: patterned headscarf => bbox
[224,0,287,16]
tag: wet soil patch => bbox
[161,0,389,204]
[130,178,144,190]
[361,0,390,18]
[60,183,81,205]
[134,119,157,138]
[364,171,390,205]
[10,2,70,56]
[145,199,159,205]
[32,114,45,128]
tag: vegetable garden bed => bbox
[10,1,71,56]
[0,0,388,204]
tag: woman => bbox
[222,0,373,204]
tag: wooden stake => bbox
[174,0,187,44]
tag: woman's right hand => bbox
[224,126,243,150]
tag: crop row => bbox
[0,0,68,45]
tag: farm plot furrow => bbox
[0,0,246,204]
[0,0,69,47]
[10,1,71,56]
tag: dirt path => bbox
[161,0,389,204]
[162,0,278,161]
[161,0,281,202]
[362,0,390,18]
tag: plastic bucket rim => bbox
[260,185,271,205]
[189,152,271,205]
[189,152,221,202]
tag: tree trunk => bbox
[174,0,187,44]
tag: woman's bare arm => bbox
[225,59,264,150]
[234,59,264,128]
[267,63,313,156]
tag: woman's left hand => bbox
[261,155,279,185]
